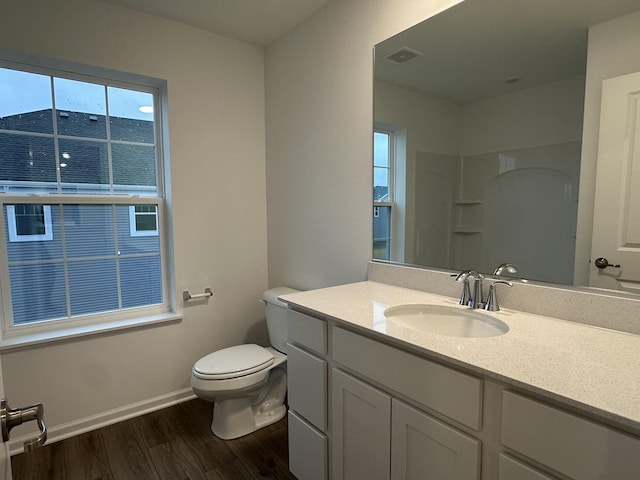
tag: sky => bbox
[374,131,389,188]
[0,67,154,121]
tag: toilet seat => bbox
[193,344,274,380]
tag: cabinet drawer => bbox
[288,410,327,480]
[287,343,327,431]
[287,309,327,354]
[498,454,557,480]
[501,391,640,480]
[332,327,482,430]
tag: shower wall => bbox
[409,76,584,283]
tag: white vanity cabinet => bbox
[331,327,482,480]
[284,302,640,480]
[286,309,328,480]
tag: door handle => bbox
[0,398,47,452]
[594,257,621,269]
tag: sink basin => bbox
[383,304,508,338]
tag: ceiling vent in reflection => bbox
[382,47,424,64]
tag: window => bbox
[373,130,393,260]
[0,57,174,340]
[129,205,158,237]
[7,205,53,242]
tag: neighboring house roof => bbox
[374,185,389,201]
[0,109,155,188]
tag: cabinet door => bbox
[391,399,480,480]
[332,369,392,480]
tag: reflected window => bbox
[374,130,394,260]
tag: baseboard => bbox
[9,387,196,456]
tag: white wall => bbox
[265,0,462,290]
[460,76,585,154]
[575,9,640,285]
[0,0,269,433]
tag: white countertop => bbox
[280,281,640,432]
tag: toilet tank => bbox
[263,287,300,353]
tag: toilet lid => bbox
[193,344,274,380]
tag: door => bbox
[590,71,640,292]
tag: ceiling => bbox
[99,0,334,46]
[375,0,640,104]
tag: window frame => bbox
[0,53,177,347]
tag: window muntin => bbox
[0,60,170,337]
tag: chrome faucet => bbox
[453,270,484,308]
[493,263,518,276]
[484,280,512,311]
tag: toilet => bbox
[191,287,299,440]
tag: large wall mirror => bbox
[373,0,640,295]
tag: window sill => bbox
[0,313,183,352]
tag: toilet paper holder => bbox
[183,288,213,301]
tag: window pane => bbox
[68,260,118,316]
[10,263,67,324]
[0,133,57,188]
[374,166,389,201]
[112,144,156,191]
[120,256,162,308]
[116,205,159,254]
[58,138,109,188]
[108,87,155,143]
[64,204,115,258]
[0,68,53,134]
[14,204,45,235]
[374,132,389,167]
[54,78,107,139]
[373,205,391,260]
[6,204,62,261]
[136,213,156,231]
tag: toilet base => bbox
[210,367,288,440]
[212,399,287,439]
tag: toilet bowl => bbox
[190,287,299,440]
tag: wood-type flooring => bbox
[11,398,298,480]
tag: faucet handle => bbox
[484,280,512,312]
